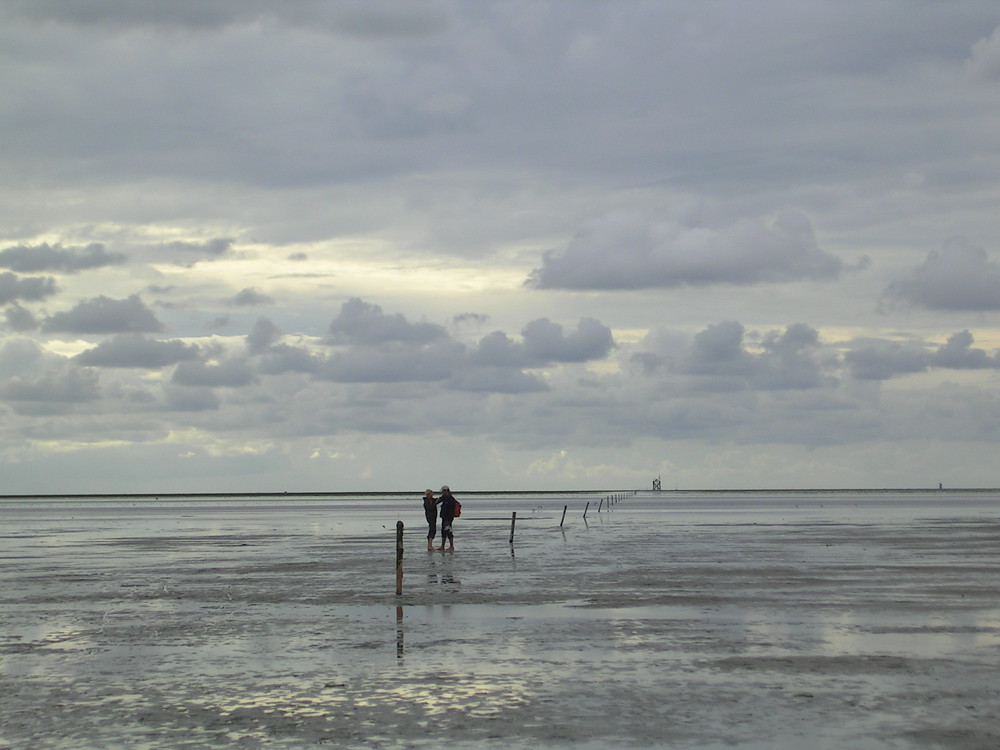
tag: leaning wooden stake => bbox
[583,501,590,518]
[560,504,568,527]
[597,497,604,512]
[509,511,517,544]
[395,520,404,595]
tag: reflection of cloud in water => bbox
[168,670,535,746]
[820,610,1000,657]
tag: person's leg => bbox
[427,520,436,550]
[438,522,450,550]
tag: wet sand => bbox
[2,492,999,749]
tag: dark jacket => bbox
[438,491,458,522]
[423,495,438,524]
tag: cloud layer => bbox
[528,212,846,290]
[2,2,1000,492]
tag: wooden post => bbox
[509,511,517,544]
[597,497,604,512]
[395,520,404,595]
[583,501,589,518]
[560,505,568,527]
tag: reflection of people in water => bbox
[427,555,460,590]
[438,485,457,551]
[422,489,438,551]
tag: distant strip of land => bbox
[1,487,997,500]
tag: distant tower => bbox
[652,475,662,491]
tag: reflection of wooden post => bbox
[395,521,404,595]
[509,512,517,544]
[560,505,568,527]
[396,605,404,659]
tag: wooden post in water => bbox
[395,521,404,595]
[560,505,568,527]
[583,501,590,518]
[597,497,604,512]
[509,512,517,544]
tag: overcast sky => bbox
[3,1,1000,493]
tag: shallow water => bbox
[2,491,999,748]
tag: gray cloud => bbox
[228,287,274,307]
[0,338,50,380]
[246,301,614,388]
[472,318,614,368]
[0,1,260,29]
[162,384,220,412]
[844,339,929,381]
[319,341,463,383]
[447,366,548,394]
[522,317,615,364]
[172,358,255,388]
[0,272,58,305]
[249,319,610,392]
[41,294,164,334]
[0,1,451,37]
[670,321,828,391]
[0,367,100,405]
[0,242,126,273]
[204,315,234,331]
[74,334,200,369]
[754,324,829,390]
[931,330,1000,369]
[844,330,1000,380]
[163,238,235,265]
[4,302,39,332]
[246,317,284,353]
[628,321,839,391]
[527,211,844,290]
[453,312,490,328]
[966,25,1000,81]
[679,321,755,379]
[256,344,321,376]
[470,331,524,369]
[883,238,1000,311]
[327,298,448,346]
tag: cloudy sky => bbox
[3,1,1000,493]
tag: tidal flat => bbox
[2,491,999,749]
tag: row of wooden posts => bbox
[395,492,633,594]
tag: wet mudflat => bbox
[2,491,999,749]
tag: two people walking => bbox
[423,485,458,551]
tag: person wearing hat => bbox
[422,489,439,551]
[437,485,458,551]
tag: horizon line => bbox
[1,486,998,500]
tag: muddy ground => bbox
[2,492,999,749]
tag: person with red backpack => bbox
[437,485,459,551]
